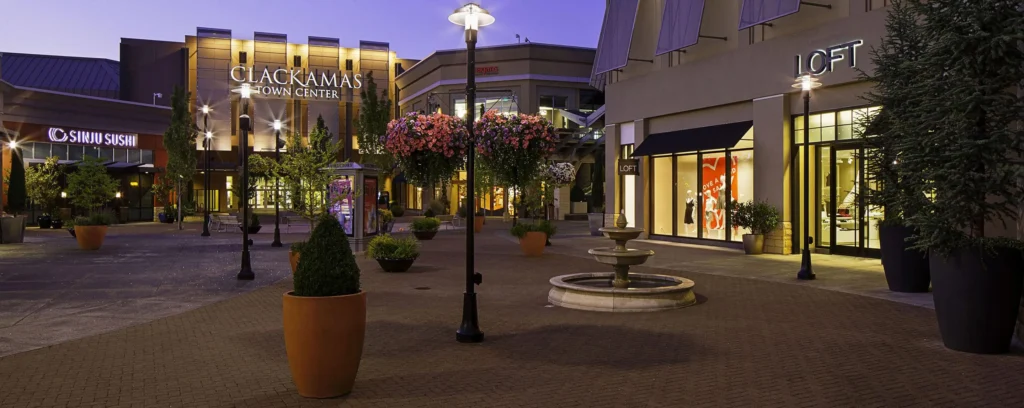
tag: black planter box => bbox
[37,215,52,229]
[930,247,1023,354]
[376,258,415,272]
[879,225,930,292]
[413,230,437,240]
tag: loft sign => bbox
[618,159,639,176]
[48,127,138,148]
[229,66,363,100]
[793,39,863,77]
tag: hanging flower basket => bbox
[475,111,559,194]
[383,112,470,187]
[542,162,576,187]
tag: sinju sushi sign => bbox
[229,66,363,100]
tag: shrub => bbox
[731,200,780,235]
[67,156,118,215]
[510,222,545,239]
[390,203,405,217]
[380,209,394,224]
[411,217,440,232]
[74,211,116,226]
[423,208,435,218]
[367,234,420,260]
[427,199,446,217]
[291,241,306,253]
[245,213,261,228]
[537,220,557,238]
[293,214,360,297]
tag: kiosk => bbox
[327,163,380,250]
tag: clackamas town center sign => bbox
[230,66,362,100]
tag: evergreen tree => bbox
[162,86,197,230]
[354,72,395,177]
[902,0,1024,253]
[6,150,26,214]
[859,0,930,226]
[293,213,360,297]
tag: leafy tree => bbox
[6,150,26,214]
[162,86,197,230]
[354,72,395,177]
[236,154,276,209]
[66,156,117,215]
[281,115,341,232]
[900,0,1024,254]
[25,156,63,216]
[858,0,930,228]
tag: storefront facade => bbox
[1,62,170,222]
[595,1,892,256]
[395,43,606,218]
[120,29,417,213]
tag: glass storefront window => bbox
[32,143,50,159]
[700,152,729,241]
[731,149,754,242]
[652,156,673,235]
[454,97,518,120]
[675,154,699,238]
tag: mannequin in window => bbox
[715,175,726,229]
[704,193,717,231]
[684,190,696,235]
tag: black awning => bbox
[631,120,753,157]
[393,173,406,183]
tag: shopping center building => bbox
[594,0,893,257]
[1,53,170,222]
[395,42,606,218]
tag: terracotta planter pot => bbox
[283,291,366,398]
[376,258,415,272]
[474,216,485,233]
[289,251,301,274]
[74,225,108,250]
[413,230,437,240]
[519,231,546,257]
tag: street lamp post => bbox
[271,120,283,248]
[793,74,821,281]
[449,2,493,344]
[201,105,211,237]
[238,84,255,280]
[1,140,15,215]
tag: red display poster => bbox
[363,177,378,235]
[700,156,738,231]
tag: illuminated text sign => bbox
[794,40,863,77]
[230,66,363,100]
[48,127,138,148]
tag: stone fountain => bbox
[548,213,696,312]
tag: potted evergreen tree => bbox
[859,0,931,293]
[731,200,780,255]
[367,233,420,272]
[283,214,364,398]
[899,0,1024,354]
[66,156,118,250]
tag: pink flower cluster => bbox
[383,112,470,159]
[474,111,558,157]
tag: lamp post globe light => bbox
[449,2,493,344]
[271,119,283,248]
[201,105,212,237]
[0,139,15,215]
[792,74,821,281]
[237,83,255,280]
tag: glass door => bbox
[828,146,880,257]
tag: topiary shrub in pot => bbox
[241,213,261,234]
[511,222,547,257]
[389,203,405,218]
[731,200,780,255]
[283,214,364,398]
[367,234,420,272]
[411,217,440,241]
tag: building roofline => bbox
[397,42,596,80]
[0,51,119,65]
[1,79,170,110]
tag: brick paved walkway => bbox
[2,226,1023,407]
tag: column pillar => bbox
[633,119,649,239]
[753,94,792,254]
[603,124,619,228]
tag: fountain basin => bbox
[548,273,696,312]
[599,227,644,242]
[588,248,654,266]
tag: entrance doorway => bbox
[817,145,882,257]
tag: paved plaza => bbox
[1,221,1023,407]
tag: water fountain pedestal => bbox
[548,214,697,312]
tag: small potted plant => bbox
[283,214,364,398]
[51,217,64,229]
[241,213,261,233]
[37,214,53,229]
[389,203,405,218]
[380,209,394,233]
[474,208,486,233]
[411,217,440,240]
[538,219,557,247]
[289,241,305,274]
[73,212,115,250]
[511,222,548,257]
[65,217,76,238]
[159,205,177,224]
[731,200,780,255]
[367,234,420,272]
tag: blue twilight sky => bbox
[0,0,605,61]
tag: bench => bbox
[436,214,454,230]
[210,214,240,232]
